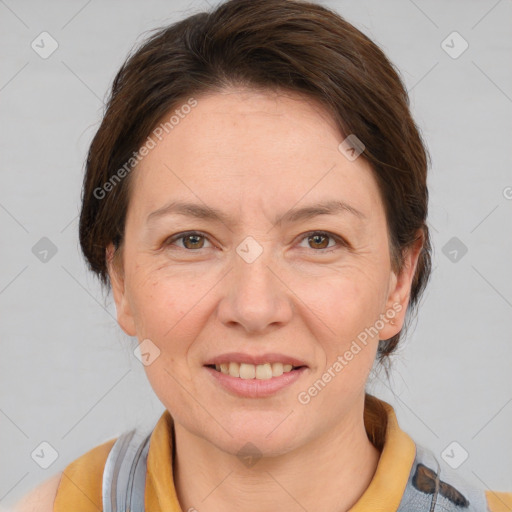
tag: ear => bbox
[378,231,424,341]
[106,243,136,337]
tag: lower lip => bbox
[204,366,308,398]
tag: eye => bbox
[164,231,213,250]
[297,231,346,253]
[163,230,347,253]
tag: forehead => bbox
[129,88,382,222]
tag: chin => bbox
[215,431,303,460]
[209,411,306,457]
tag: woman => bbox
[14,0,511,511]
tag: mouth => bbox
[203,353,309,397]
[205,362,306,380]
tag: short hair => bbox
[79,0,432,370]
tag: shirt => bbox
[53,395,512,511]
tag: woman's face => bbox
[108,88,421,456]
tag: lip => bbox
[203,352,308,367]
[204,365,308,398]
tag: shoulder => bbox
[403,443,512,512]
[485,490,512,512]
[13,437,117,512]
[12,472,62,512]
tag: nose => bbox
[216,245,293,334]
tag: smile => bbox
[204,363,308,398]
[206,362,304,379]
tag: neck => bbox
[173,397,382,512]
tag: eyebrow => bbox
[146,199,366,227]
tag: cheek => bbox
[306,266,384,328]
[304,282,380,400]
[126,260,208,338]
[128,273,207,406]
[299,266,386,374]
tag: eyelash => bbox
[163,230,347,254]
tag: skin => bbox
[107,87,423,512]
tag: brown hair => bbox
[79,0,432,370]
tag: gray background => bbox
[1,0,511,508]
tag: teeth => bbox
[239,363,256,379]
[272,362,283,377]
[228,362,240,377]
[255,363,272,380]
[214,361,299,379]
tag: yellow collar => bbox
[145,395,416,511]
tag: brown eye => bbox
[165,231,211,250]
[182,234,205,249]
[298,231,345,253]
[308,233,330,249]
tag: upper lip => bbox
[204,352,308,367]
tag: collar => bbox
[145,394,417,512]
